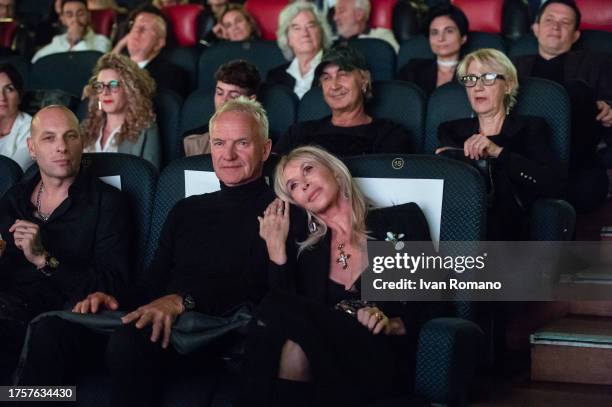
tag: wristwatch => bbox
[181,293,196,312]
[39,252,59,277]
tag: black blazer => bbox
[273,203,438,334]
[512,50,612,102]
[438,114,565,238]
[438,114,565,203]
[146,55,189,98]
[266,62,296,90]
[397,58,439,97]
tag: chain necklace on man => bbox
[36,182,50,222]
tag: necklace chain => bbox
[36,182,50,222]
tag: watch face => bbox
[183,295,196,311]
[48,256,60,268]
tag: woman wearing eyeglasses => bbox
[436,48,564,240]
[82,53,160,168]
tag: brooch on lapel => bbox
[385,231,405,250]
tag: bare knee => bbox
[278,339,310,382]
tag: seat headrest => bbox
[162,4,204,47]
[453,0,503,34]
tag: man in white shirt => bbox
[31,0,110,63]
[333,0,399,53]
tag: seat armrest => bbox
[414,317,484,404]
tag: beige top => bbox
[183,131,211,156]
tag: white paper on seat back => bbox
[354,178,443,249]
[184,170,220,197]
[99,175,121,190]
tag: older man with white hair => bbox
[333,0,399,53]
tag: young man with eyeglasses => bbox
[512,0,612,213]
[0,105,133,384]
[31,0,111,63]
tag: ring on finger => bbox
[374,312,384,322]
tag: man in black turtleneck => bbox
[513,0,612,212]
[17,98,276,407]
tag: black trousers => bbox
[0,292,35,385]
[0,319,27,385]
[18,316,223,407]
[239,290,406,407]
[565,79,609,213]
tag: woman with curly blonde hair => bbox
[82,52,160,168]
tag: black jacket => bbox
[438,114,565,239]
[0,169,133,317]
[397,58,440,97]
[265,62,297,90]
[145,55,189,98]
[274,115,414,156]
[512,50,612,103]
[273,203,440,333]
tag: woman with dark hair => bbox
[81,53,160,168]
[213,4,260,42]
[0,63,32,170]
[397,4,469,97]
[238,145,443,407]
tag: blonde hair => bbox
[274,146,368,254]
[81,53,156,147]
[276,1,333,60]
[209,96,269,141]
[457,48,518,113]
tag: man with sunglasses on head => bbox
[0,105,132,384]
[31,0,111,63]
[512,0,612,213]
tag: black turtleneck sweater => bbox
[120,177,276,315]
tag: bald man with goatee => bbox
[0,105,132,384]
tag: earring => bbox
[308,221,318,233]
[31,156,36,161]
[97,100,102,110]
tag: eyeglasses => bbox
[460,73,505,87]
[92,80,121,94]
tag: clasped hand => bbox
[462,133,503,160]
[9,219,46,268]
